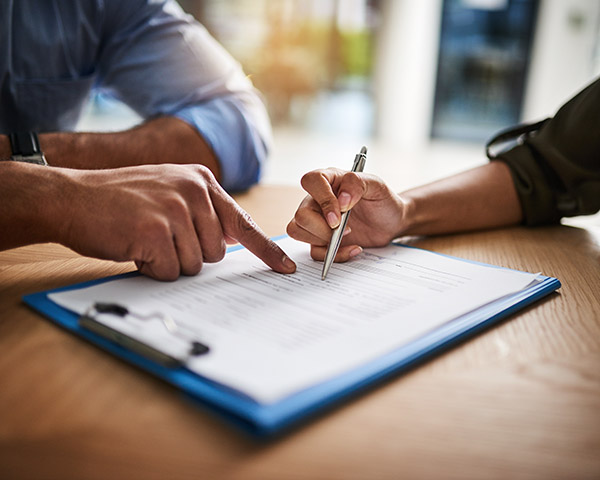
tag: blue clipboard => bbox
[23,242,561,437]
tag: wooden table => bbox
[1,184,599,480]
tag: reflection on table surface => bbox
[0,184,599,480]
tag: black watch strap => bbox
[8,132,48,165]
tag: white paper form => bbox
[50,237,538,404]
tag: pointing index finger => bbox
[234,208,296,274]
[212,188,296,274]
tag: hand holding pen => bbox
[321,146,367,279]
[287,147,408,275]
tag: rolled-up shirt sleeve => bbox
[490,77,600,225]
[95,0,272,192]
[174,94,270,192]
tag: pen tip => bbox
[360,146,367,154]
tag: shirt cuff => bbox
[174,97,268,192]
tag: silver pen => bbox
[321,146,367,280]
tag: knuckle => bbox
[293,207,313,229]
[164,195,188,219]
[142,260,179,282]
[162,268,180,282]
[343,171,366,193]
[193,163,211,176]
[190,164,217,185]
[310,246,324,261]
[374,180,390,197]
[183,259,203,276]
[205,242,226,263]
[287,221,309,242]
[319,198,335,212]
[286,221,297,238]
[235,209,259,234]
[158,267,180,282]
[188,181,211,206]
[216,241,227,260]
[346,171,361,181]
[140,216,171,241]
[300,171,318,189]
[173,176,211,208]
[169,165,210,190]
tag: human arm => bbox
[34,116,221,179]
[492,77,600,224]
[288,76,600,261]
[4,0,270,191]
[90,0,271,191]
[0,159,296,280]
[286,162,522,261]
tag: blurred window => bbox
[431,0,539,142]
[185,0,378,136]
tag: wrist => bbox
[0,162,76,247]
[48,168,85,247]
[33,165,76,245]
[395,192,419,238]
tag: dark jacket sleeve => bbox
[488,77,600,225]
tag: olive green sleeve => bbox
[491,77,600,225]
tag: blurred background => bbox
[79,0,600,193]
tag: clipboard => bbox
[23,241,561,437]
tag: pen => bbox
[321,146,367,281]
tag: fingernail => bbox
[283,255,296,271]
[349,246,363,257]
[343,226,352,236]
[326,212,339,228]
[339,192,352,211]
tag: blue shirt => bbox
[0,0,272,191]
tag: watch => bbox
[8,132,48,166]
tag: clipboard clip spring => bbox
[85,302,210,359]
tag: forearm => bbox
[0,162,72,250]
[400,161,523,236]
[36,116,222,180]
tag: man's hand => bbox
[287,168,407,262]
[59,164,296,280]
